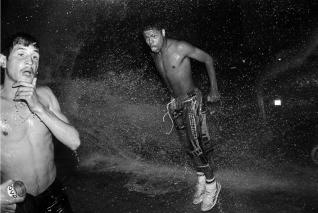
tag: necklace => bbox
[1,102,37,136]
[14,101,34,124]
[0,101,36,127]
[1,90,35,136]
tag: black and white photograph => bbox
[1,0,318,212]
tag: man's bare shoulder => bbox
[36,86,55,103]
[37,86,54,95]
[174,40,194,54]
[166,39,185,48]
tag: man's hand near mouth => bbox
[12,78,43,113]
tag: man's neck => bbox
[158,38,168,55]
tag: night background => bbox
[1,0,318,212]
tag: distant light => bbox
[278,58,282,61]
[274,99,281,106]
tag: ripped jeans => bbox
[167,89,215,179]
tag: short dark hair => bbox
[2,32,39,57]
[142,18,165,33]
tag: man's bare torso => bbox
[0,87,56,196]
[153,39,195,97]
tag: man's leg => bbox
[193,153,221,212]
[197,112,221,212]
[172,104,220,211]
[191,153,217,206]
[183,105,220,211]
[174,123,208,205]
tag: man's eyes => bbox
[146,34,157,38]
[16,51,28,57]
[146,36,157,40]
[16,52,39,60]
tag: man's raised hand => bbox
[12,78,43,113]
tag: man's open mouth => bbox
[22,69,34,77]
[151,47,159,52]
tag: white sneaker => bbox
[201,181,221,212]
[192,175,206,205]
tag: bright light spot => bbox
[274,99,281,106]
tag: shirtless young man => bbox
[0,33,80,212]
[143,24,221,211]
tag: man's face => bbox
[6,44,39,83]
[143,29,164,53]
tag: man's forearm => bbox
[205,61,218,92]
[35,106,80,150]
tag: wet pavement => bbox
[54,139,318,213]
[57,169,318,213]
[51,87,318,213]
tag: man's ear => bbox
[0,54,7,69]
[162,29,166,37]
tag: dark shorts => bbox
[16,179,73,213]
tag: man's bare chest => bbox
[155,54,191,81]
[157,52,183,68]
[0,101,43,140]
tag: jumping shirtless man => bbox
[143,23,221,211]
[0,33,80,212]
